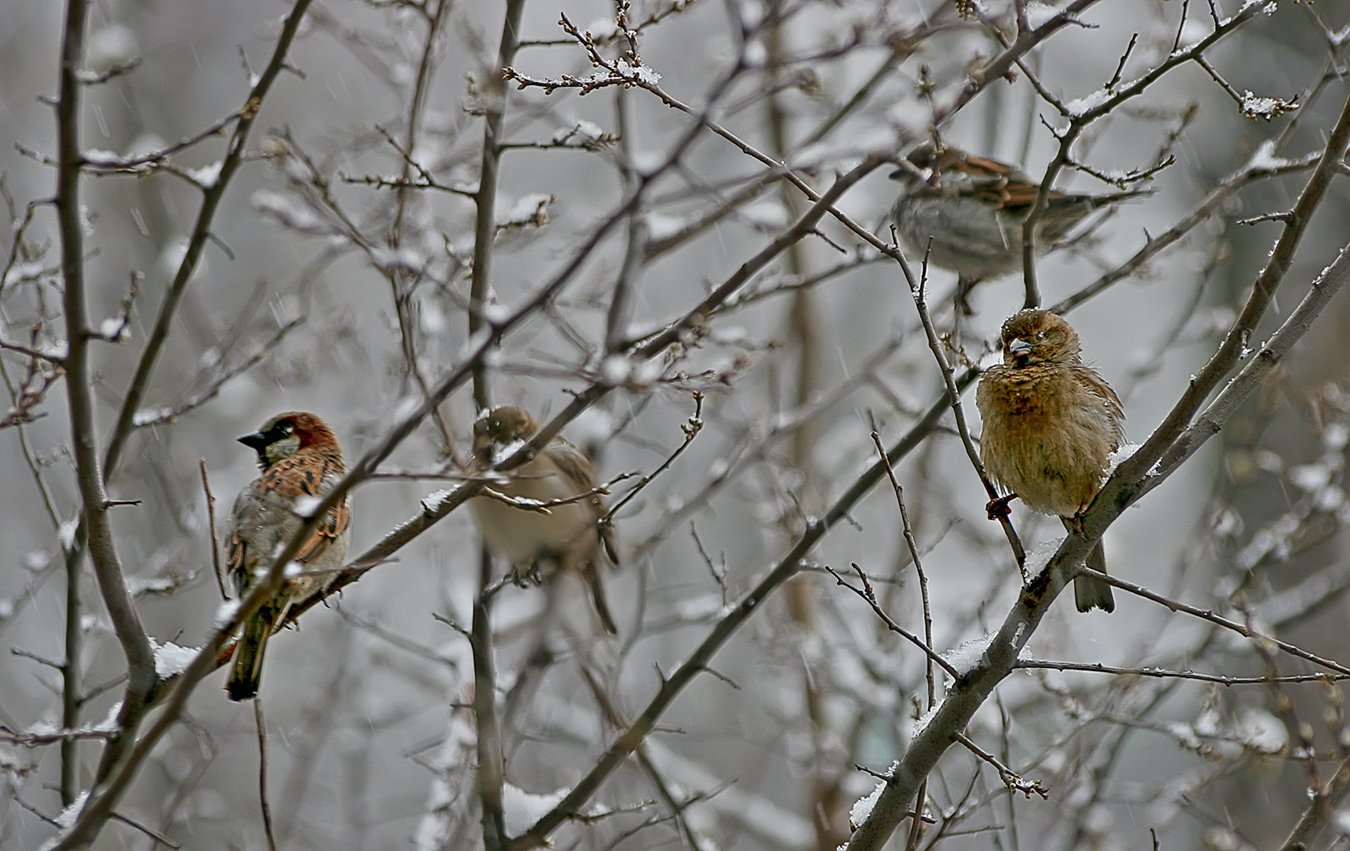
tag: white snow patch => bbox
[1324,423,1349,451]
[1167,721,1201,750]
[253,189,327,233]
[82,149,123,167]
[132,407,172,427]
[1235,707,1287,754]
[1024,537,1066,576]
[496,193,553,227]
[600,355,632,385]
[1066,88,1112,116]
[126,573,179,595]
[1289,463,1331,493]
[370,244,425,271]
[910,699,944,740]
[631,360,664,387]
[493,439,529,467]
[1023,1,1063,28]
[1108,442,1142,474]
[3,261,49,287]
[740,201,788,230]
[1240,91,1289,120]
[674,594,732,621]
[941,633,994,675]
[185,161,222,188]
[742,38,766,69]
[482,302,512,325]
[214,600,241,628]
[552,120,607,145]
[97,701,122,732]
[293,495,323,518]
[418,489,454,514]
[643,212,685,242]
[613,58,661,86]
[159,237,207,281]
[86,25,139,72]
[502,783,567,835]
[420,300,447,333]
[150,638,198,678]
[58,518,79,550]
[27,719,60,737]
[55,790,89,829]
[849,766,894,828]
[98,317,130,341]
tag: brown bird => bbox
[225,412,350,700]
[976,310,1123,612]
[890,144,1148,314]
[469,406,620,635]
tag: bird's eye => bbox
[1035,332,1047,340]
[280,421,294,434]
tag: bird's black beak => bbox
[237,431,268,450]
[1008,338,1032,355]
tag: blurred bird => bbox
[890,143,1148,314]
[225,411,350,700]
[976,310,1123,613]
[470,406,620,635]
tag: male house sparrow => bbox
[469,406,620,635]
[976,310,1123,612]
[225,412,350,700]
[890,144,1147,313]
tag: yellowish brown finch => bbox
[469,406,620,635]
[891,144,1148,314]
[976,310,1123,612]
[225,412,350,700]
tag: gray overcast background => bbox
[2,1,1348,848]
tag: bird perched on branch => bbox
[890,143,1148,314]
[225,411,350,700]
[976,310,1123,613]
[469,406,620,635]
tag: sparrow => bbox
[975,310,1123,613]
[225,412,351,700]
[890,143,1148,314]
[469,406,620,635]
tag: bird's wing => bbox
[259,452,351,565]
[225,486,256,596]
[1074,366,1126,448]
[546,439,620,566]
[545,438,597,490]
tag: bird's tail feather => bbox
[226,609,275,701]
[1074,540,1116,613]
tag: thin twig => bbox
[904,260,1026,568]
[199,459,226,600]
[954,732,1049,800]
[253,701,279,851]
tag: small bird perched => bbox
[469,406,620,635]
[890,143,1147,314]
[225,412,350,700]
[976,310,1124,613]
